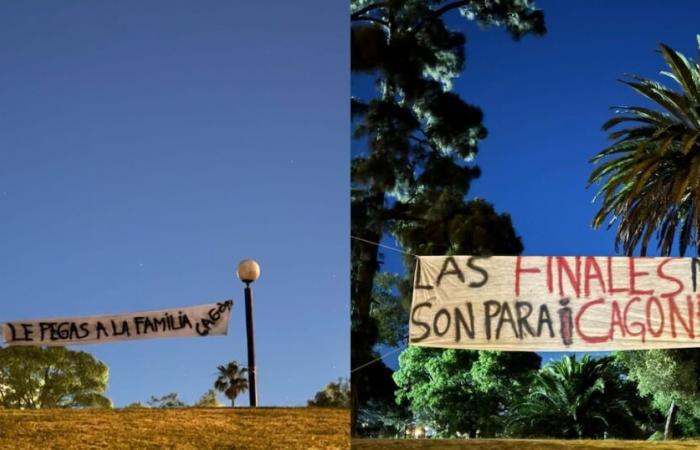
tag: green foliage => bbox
[358,398,413,438]
[0,346,111,409]
[214,361,248,407]
[673,411,700,437]
[648,430,665,441]
[194,389,223,408]
[469,351,539,399]
[618,349,700,435]
[308,378,350,408]
[124,402,146,409]
[589,37,700,256]
[147,392,186,408]
[392,197,525,276]
[393,347,539,437]
[370,273,407,348]
[618,350,699,414]
[510,355,651,439]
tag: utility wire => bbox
[350,235,417,257]
[349,235,415,372]
[351,346,407,373]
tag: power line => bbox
[351,346,407,373]
[350,235,414,372]
[350,235,417,257]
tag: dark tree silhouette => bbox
[351,0,545,435]
[308,378,350,408]
[214,361,249,407]
[147,392,186,408]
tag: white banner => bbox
[411,256,700,351]
[2,300,233,346]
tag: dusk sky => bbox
[1,1,347,406]
[352,0,700,365]
[4,0,700,407]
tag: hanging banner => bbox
[410,256,700,351]
[2,300,233,347]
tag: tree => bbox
[147,392,186,408]
[589,37,700,256]
[0,346,111,409]
[369,273,407,349]
[357,398,413,438]
[194,389,224,408]
[509,355,646,439]
[393,347,540,437]
[617,350,700,439]
[589,37,700,439]
[214,361,248,407]
[124,402,146,409]
[351,0,545,434]
[308,378,350,408]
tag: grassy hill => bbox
[352,439,700,449]
[0,407,349,449]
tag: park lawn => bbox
[0,407,349,449]
[352,439,700,450]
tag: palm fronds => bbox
[509,355,637,438]
[589,38,700,256]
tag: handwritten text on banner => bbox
[2,301,233,346]
[410,256,700,351]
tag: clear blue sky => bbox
[352,0,700,366]
[0,1,348,406]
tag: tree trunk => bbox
[351,190,384,436]
[664,401,677,440]
[231,399,235,408]
[351,385,360,437]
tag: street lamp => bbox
[237,258,260,407]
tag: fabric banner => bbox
[410,256,700,351]
[2,300,233,347]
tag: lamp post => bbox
[237,258,260,407]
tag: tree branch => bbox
[410,135,440,153]
[350,2,388,20]
[433,1,471,18]
[352,15,389,26]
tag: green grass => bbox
[352,438,700,449]
[0,407,349,449]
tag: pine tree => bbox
[351,0,545,435]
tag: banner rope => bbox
[350,235,417,257]
[350,235,414,373]
[351,345,407,373]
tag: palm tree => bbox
[589,37,700,439]
[589,37,700,256]
[214,361,248,407]
[509,355,638,439]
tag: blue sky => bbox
[0,1,347,406]
[352,0,700,366]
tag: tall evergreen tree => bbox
[351,0,545,435]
